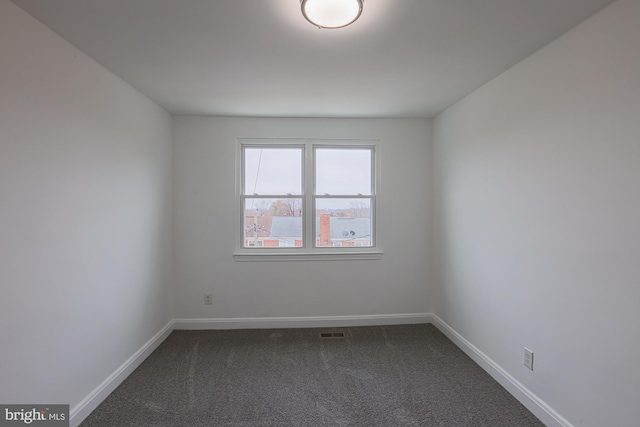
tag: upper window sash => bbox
[241,145,304,196]
[313,145,375,196]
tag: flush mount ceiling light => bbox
[301,0,364,29]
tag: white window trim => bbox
[234,138,382,262]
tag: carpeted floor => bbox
[80,324,544,426]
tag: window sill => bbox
[233,251,383,262]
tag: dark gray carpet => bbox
[80,324,544,426]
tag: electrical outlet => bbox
[524,347,534,370]
[204,293,213,305]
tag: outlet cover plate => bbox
[524,347,534,370]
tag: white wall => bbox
[0,0,173,419]
[173,117,431,321]
[432,1,640,426]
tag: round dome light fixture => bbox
[301,0,364,29]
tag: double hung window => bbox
[236,139,380,260]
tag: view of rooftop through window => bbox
[242,144,374,248]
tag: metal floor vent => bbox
[319,332,345,339]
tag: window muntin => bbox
[237,139,378,256]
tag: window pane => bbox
[244,198,303,248]
[244,148,302,195]
[315,148,371,195]
[315,198,372,247]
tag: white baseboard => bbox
[429,314,572,427]
[69,320,175,427]
[70,313,571,427]
[173,313,433,330]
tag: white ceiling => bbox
[11,0,615,118]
